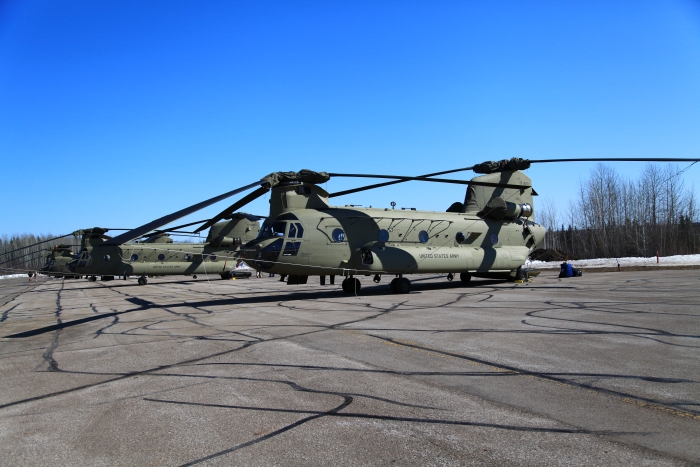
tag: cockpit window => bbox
[258,221,287,239]
[287,222,304,239]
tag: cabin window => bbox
[332,228,346,243]
[210,254,217,261]
[131,254,139,261]
[418,231,429,243]
[158,254,165,261]
[455,232,466,244]
[490,234,499,245]
[378,229,389,243]
[184,254,191,261]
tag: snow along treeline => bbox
[529,254,700,270]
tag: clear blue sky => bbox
[2,1,699,237]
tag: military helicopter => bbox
[40,244,81,278]
[0,230,97,277]
[101,157,699,294]
[68,214,261,285]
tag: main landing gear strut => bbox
[389,275,411,294]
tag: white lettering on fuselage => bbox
[418,253,460,259]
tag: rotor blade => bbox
[238,213,267,221]
[194,187,270,233]
[329,166,476,198]
[138,232,204,240]
[0,233,75,257]
[103,181,263,245]
[0,250,46,267]
[528,157,700,163]
[141,219,210,236]
[328,173,529,190]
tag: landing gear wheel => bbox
[221,271,233,280]
[514,266,529,282]
[396,277,411,294]
[373,274,381,283]
[447,273,454,282]
[138,276,147,286]
[460,272,472,284]
[389,278,399,293]
[88,276,97,282]
[342,278,361,294]
[192,275,197,279]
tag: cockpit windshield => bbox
[258,221,287,239]
[257,219,306,240]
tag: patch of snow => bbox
[529,254,700,269]
[0,274,30,280]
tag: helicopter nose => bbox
[241,238,283,270]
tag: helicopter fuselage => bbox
[68,217,260,281]
[242,206,545,280]
[72,242,244,278]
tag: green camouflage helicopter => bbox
[68,214,260,285]
[40,244,81,278]
[101,157,699,294]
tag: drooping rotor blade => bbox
[138,232,204,240]
[103,180,263,245]
[194,187,270,233]
[237,213,267,221]
[328,173,529,190]
[0,233,75,257]
[138,231,198,239]
[528,157,700,163]
[139,219,210,237]
[0,250,46,267]
[329,166,477,198]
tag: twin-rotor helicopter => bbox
[73,156,697,294]
[68,215,261,284]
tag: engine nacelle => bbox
[482,198,533,220]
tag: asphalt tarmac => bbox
[1,270,698,466]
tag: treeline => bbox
[538,163,699,259]
[0,233,78,274]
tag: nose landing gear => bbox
[137,276,147,286]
